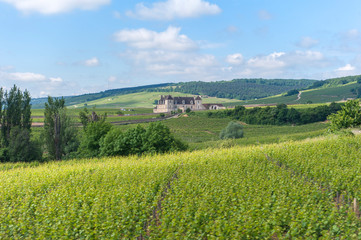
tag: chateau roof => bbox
[195,96,202,100]
[173,97,196,105]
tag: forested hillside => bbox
[172,79,316,100]
[31,83,172,108]
[307,75,361,90]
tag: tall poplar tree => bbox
[0,85,39,162]
[43,96,78,160]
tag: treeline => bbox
[1,85,187,163]
[207,103,342,125]
[0,86,42,162]
[307,75,361,90]
[165,79,315,100]
[31,83,172,108]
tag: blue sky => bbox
[0,0,361,97]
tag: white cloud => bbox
[337,64,355,71]
[222,50,340,80]
[7,72,47,82]
[50,77,63,83]
[0,0,110,14]
[114,26,197,51]
[226,53,243,65]
[258,10,272,20]
[248,52,286,69]
[83,57,100,67]
[297,37,319,48]
[126,0,221,20]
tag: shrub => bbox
[328,99,361,131]
[99,123,187,157]
[78,121,112,157]
[220,121,244,139]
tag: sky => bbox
[0,0,361,98]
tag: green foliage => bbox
[285,89,299,96]
[43,96,78,160]
[208,102,342,125]
[78,121,112,157]
[175,79,315,100]
[99,122,187,157]
[219,121,244,139]
[185,108,191,113]
[8,127,42,162]
[3,136,361,237]
[0,85,38,162]
[79,107,107,130]
[0,85,32,146]
[328,99,361,131]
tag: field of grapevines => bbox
[1,135,361,238]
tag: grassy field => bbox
[1,135,361,238]
[232,81,360,106]
[68,91,242,108]
[112,111,329,150]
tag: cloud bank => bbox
[126,0,221,20]
[0,0,110,14]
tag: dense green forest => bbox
[208,103,342,125]
[306,75,361,90]
[170,79,315,100]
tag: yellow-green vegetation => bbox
[114,112,329,149]
[69,91,241,108]
[31,108,153,117]
[237,81,361,106]
[1,135,361,238]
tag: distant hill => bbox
[170,79,316,100]
[31,76,361,108]
[31,83,172,109]
[238,75,361,105]
[67,92,242,109]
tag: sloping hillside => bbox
[238,79,361,105]
[174,78,316,100]
[69,91,242,108]
[1,135,361,238]
[31,78,316,108]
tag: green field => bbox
[235,81,361,106]
[1,135,361,238]
[68,91,242,108]
[112,112,329,150]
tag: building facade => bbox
[153,95,225,113]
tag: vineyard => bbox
[1,135,361,238]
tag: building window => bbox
[182,100,185,104]
[190,100,193,104]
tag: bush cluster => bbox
[208,102,342,125]
[78,121,187,158]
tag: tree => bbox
[0,85,37,162]
[1,85,32,145]
[328,99,361,131]
[43,96,78,160]
[78,121,112,157]
[142,122,186,154]
[79,107,107,130]
[99,123,187,157]
[220,121,244,140]
[8,127,42,162]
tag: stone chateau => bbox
[153,95,225,113]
